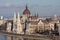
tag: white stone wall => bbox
[16,13,24,34]
[38,20,44,30]
[26,24,37,34]
[57,23,60,35]
[6,22,11,32]
[49,23,54,30]
[0,20,4,25]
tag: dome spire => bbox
[23,4,30,15]
[26,4,28,10]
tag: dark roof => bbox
[29,16,38,20]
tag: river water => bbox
[0,35,52,40]
[0,35,7,40]
[0,35,23,40]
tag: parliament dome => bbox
[23,5,30,15]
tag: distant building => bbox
[1,5,60,35]
[0,16,4,26]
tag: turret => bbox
[13,12,17,23]
[0,16,3,20]
[54,14,58,20]
[23,4,30,18]
[13,12,17,33]
[17,12,24,34]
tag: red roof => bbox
[23,9,30,15]
[23,5,30,15]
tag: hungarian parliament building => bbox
[0,5,60,36]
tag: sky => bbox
[0,0,60,18]
[0,0,60,6]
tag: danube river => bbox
[0,34,23,40]
[0,35,7,40]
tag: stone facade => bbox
[4,5,60,35]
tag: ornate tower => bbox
[23,4,30,18]
[22,4,31,23]
[17,12,24,34]
[13,12,17,33]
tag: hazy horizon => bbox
[0,0,60,18]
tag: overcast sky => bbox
[0,0,60,6]
[0,0,60,18]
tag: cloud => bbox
[5,2,12,7]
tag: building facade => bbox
[3,5,60,35]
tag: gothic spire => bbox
[13,11,16,22]
[34,13,36,17]
[26,4,28,10]
[35,12,39,18]
[37,12,39,18]
[17,12,20,20]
